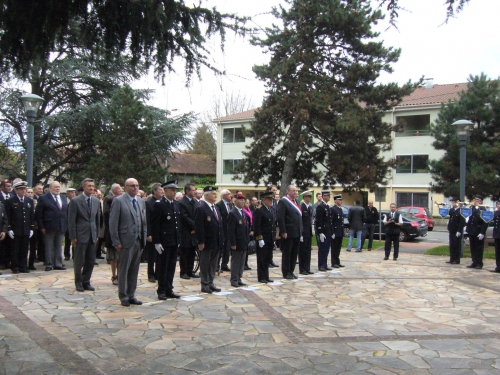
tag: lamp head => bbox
[20,93,44,115]
[452,119,473,137]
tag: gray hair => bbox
[81,178,94,187]
[151,183,162,194]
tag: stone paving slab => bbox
[1,249,500,374]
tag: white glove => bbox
[463,229,467,234]
[300,236,303,242]
[456,232,461,237]
[8,230,14,239]
[29,230,33,238]
[319,233,326,242]
[154,244,164,254]
[478,234,484,241]
[331,234,335,239]
[258,240,265,248]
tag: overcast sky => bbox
[133,0,500,117]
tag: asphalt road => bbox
[396,226,449,254]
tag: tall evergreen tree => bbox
[239,0,416,193]
[188,124,217,162]
[430,73,500,200]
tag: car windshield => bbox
[424,209,431,217]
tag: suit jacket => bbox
[35,192,68,233]
[109,194,147,248]
[0,201,8,233]
[277,196,303,239]
[254,204,276,242]
[178,195,197,247]
[151,197,180,248]
[215,199,232,238]
[347,205,366,231]
[5,195,34,235]
[300,202,313,238]
[194,201,224,250]
[384,211,402,235]
[227,207,250,251]
[145,196,156,237]
[447,206,465,235]
[0,192,12,203]
[67,194,101,243]
[330,205,344,237]
[466,206,488,237]
[493,211,500,239]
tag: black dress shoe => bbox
[83,284,95,291]
[221,266,231,272]
[45,267,52,271]
[307,271,315,275]
[238,281,247,286]
[64,257,70,261]
[490,269,500,273]
[29,265,36,271]
[284,274,294,280]
[11,269,19,274]
[129,298,142,305]
[148,276,156,283]
[94,261,99,265]
[209,285,221,292]
[190,273,200,278]
[326,267,333,270]
[244,265,251,270]
[466,264,477,268]
[475,265,483,269]
[292,274,298,279]
[318,268,327,272]
[19,269,30,273]
[54,266,66,270]
[231,282,240,288]
[76,283,84,292]
[446,261,452,264]
[180,274,190,280]
[96,256,105,259]
[338,264,345,268]
[121,300,131,306]
[299,271,309,275]
[383,257,389,261]
[270,262,279,267]
[451,261,460,264]
[393,258,397,261]
[166,292,181,299]
[201,288,213,294]
[267,279,274,283]
[158,294,167,300]
[259,279,269,283]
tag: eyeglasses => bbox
[126,184,139,188]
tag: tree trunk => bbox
[279,127,301,196]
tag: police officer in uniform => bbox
[447,197,465,265]
[152,180,181,299]
[491,201,500,273]
[330,194,345,268]
[0,200,8,275]
[5,181,34,274]
[466,195,488,269]
[315,189,332,271]
[299,190,314,275]
[254,192,276,283]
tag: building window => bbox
[223,127,245,143]
[396,192,429,208]
[396,155,429,173]
[223,159,241,174]
[395,114,431,137]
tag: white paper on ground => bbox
[311,274,326,278]
[213,291,233,296]
[181,296,204,301]
[328,270,341,274]
[268,281,284,286]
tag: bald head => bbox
[124,178,139,198]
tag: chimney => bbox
[425,78,434,89]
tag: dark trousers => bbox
[257,239,273,281]
[145,242,157,277]
[331,235,342,266]
[74,241,96,286]
[0,236,12,267]
[157,245,178,295]
[11,235,29,271]
[299,236,312,273]
[449,232,461,263]
[220,240,230,269]
[384,232,400,259]
[96,238,104,258]
[495,239,500,270]
[281,236,300,277]
[361,224,375,249]
[64,230,72,259]
[200,247,220,288]
[318,236,331,269]
[179,245,196,276]
[36,229,45,262]
[29,230,37,267]
[469,235,485,267]
[230,249,246,284]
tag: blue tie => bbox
[132,198,137,212]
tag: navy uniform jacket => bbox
[5,195,34,235]
[301,202,313,238]
[35,193,68,233]
[330,205,344,237]
[151,198,180,248]
[493,211,500,239]
[466,206,488,237]
[0,202,8,233]
[145,196,156,237]
[277,196,303,239]
[254,205,276,243]
[227,207,250,251]
[178,196,197,247]
[447,207,465,235]
[215,200,231,239]
[195,201,224,250]
[315,202,332,237]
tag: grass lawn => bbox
[311,235,385,249]
[424,245,496,259]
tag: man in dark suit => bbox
[466,195,488,270]
[361,200,378,251]
[383,203,403,260]
[145,182,163,282]
[346,199,366,252]
[216,189,232,273]
[316,189,332,271]
[250,197,259,215]
[152,180,181,300]
[0,179,13,270]
[0,201,7,275]
[178,183,199,280]
[36,181,69,272]
[194,186,224,293]
[447,197,465,265]
[254,192,276,283]
[5,181,34,274]
[299,190,314,275]
[491,201,500,273]
[227,192,250,287]
[330,194,345,268]
[68,178,101,292]
[109,178,147,306]
[268,185,279,268]
[277,185,303,279]
[32,183,46,263]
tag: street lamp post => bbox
[20,93,44,187]
[452,119,473,257]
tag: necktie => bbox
[212,205,219,221]
[87,197,91,213]
[55,195,61,210]
[132,198,138,212]
[20,198,23,203]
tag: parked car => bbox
[343,210,428,242]
[397,206,435,231]
[486,220,495,246]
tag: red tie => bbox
[211,205,219,221]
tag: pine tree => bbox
[189,124,217,162]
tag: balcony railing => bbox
[395,129,432,137]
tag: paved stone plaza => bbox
[2,248,500,375]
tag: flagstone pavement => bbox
[2,248,500,375]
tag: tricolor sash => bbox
[281,196,302,216]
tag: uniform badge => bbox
[481,210,494,223]
[239,219,242,224]
[207,216,211,222]
[27,203,31,208]
[438,208,449,218]
[460,207,472,219]
[167,216,171,220]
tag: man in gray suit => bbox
[68,178,101,292]
[109,178,147,307]
[346,198,367,252]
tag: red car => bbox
[397,206,435,231]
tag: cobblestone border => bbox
[0,295,104,375]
